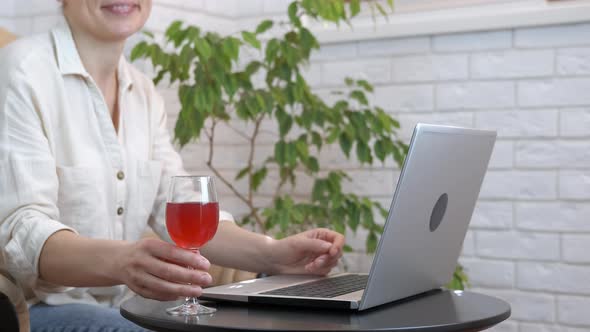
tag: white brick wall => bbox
[437,81,515,110]
[557,48,590,75]
[517,262,590,295]
[392,54,468,82]
[516,202,590,232]
[321,58,392,86]
[519,78,590,107]
[558,296,590,326]
[433,30,512,52]
[471,50,554,79]
[560,108,590,137]
[460,258,515,288]
[475,110,558,138]
[563,235,590,263]
[515,23,590,48]
[476,231,560,261]
[358,36,430,56]
[480,171,557,200]
[4,2,590,331]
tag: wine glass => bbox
[165,175,219,316]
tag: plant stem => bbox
[247,116,263,204]
[247,115,266,233]
[206,119,249,206]
[206,117,266,233]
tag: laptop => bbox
[202,123,497,311]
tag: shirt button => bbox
[117,171,125,180]
[117,207,125,216]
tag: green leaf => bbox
[265,39,280,63]
[327,172,343,193]
[299,27,319,55]
[367,232,378,253]
[245,61,262,76]
[312,180,326,201]
[295,140,309,160]
[222,75,238,99]
[255,20,274,34]
[153,69,166,86]
[165,20,183,39]
[185,26,201,45]
[142,30,155,39]
[356,79,374,92]
[361,204,375,229]
[286,142,298,167]
[194,38,212,59]
[339,133,353,157]
[280,116,294,136]
[356,142,372,163]
[130,41,148,61]
[252,167,268,191]
[392,145,405,167]
[278,207,289,232]
[222,37,240,61]
[350,0,361,17]
[288,2,301,27]
[311,132,322,150]
[235,166,251,180]
[242,31,261,49]
[275,140,287,165]
[306,156,320,173]
[348,203,360,231]
[375,3,388,19]
[350,90,369,106]
[333,216,346,234]
[374,140,387,162]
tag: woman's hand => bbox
[115,238,212,301]
[269,228,345,276]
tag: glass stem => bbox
[184,249,200,308]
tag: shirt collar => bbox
[118,56,134,92]
[51,23,89,77]
[51,23,134,91]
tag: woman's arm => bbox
[202,222,345,276]
[39,230,212,300]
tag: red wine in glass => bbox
[165,175,219,316]
[166,202,219,249]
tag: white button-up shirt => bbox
[0,24,233,307]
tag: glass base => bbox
[166,298,216,316]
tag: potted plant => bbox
[132,0,468,290]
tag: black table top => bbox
[121,289,510,332]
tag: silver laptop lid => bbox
[359,124,496,311]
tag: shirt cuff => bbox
[219,210,235,223]
[14,215,77,292]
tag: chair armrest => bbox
[208,265,257,287]
[0,27,17,48]
[0,271,30,332]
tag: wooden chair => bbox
[0,27,256,331]
[0,27,17,47]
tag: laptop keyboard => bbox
[260,274,369,298]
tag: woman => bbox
[0,0,344,330]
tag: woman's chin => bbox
[100,25,142,42]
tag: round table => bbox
[121,289,510,332]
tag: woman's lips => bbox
[101,3,139,16]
